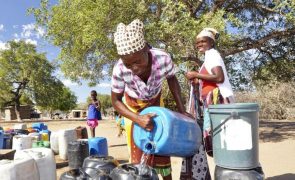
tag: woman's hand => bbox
[136,113,156,131]
[186,71,198,80]
[191,78,199,85]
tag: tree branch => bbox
[212,0,227,12]
[181,0,204,19]
[225,2,280,14]
[221,28,295,57]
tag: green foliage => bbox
[0,40,77,115]
[20,93,34,105]
[31,0,295,89]
[29,0,233,83]
[30,0,295,110]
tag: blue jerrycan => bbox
[133,107,202,157]
[88,137,108,157]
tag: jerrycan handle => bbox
[211,111,239,137]
[146,115,157,140]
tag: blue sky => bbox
[0,1,111,103]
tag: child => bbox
[114,111,125,137]
[87,90,102,137]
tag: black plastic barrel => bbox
[214,165,265,180]
[68,140,89,169]
[60,168,110,180]
[82,155,118,175]
[60,169,91,180]
[81,167,111,180]
[109,164,159,180]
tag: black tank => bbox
[109,164,159,180]
[214,165,265,180]
[82,155,118,175]
[60,168,110,180]
[60,169,91,180]
[68,140,89,169]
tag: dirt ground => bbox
[1,118,295,180]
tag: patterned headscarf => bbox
[196,28,219,41]
[114,19,146,55]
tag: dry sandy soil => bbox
[1,118,295,180]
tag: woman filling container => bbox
[111,19,190,180]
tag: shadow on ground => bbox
[259,120,295,142]
[109,144,127,148]
[266,173,295,180]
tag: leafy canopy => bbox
[30,0,295,89]
[0,40,77,112]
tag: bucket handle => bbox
[211,111,238,137]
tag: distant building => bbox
[69,109,87,119]
[4,105,34,121]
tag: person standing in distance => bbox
[87,90,102,137]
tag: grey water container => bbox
[208,103,260,169]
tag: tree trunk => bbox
[15,102,22,122]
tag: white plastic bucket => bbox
[12,135,33,150]
[59,129,77,160]
[14,148,56,180]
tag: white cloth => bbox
[201,48,234,98]
[114,19,146,55]
[196,28,219,41]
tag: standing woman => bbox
[111,19,190,180]
[181,28,234,180]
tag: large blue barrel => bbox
[88,137,108,156]
[133,107,202,157]
[0,131,4,149]
[3,133,13,149]
[208,103,260,169]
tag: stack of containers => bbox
[31,123,51,148]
